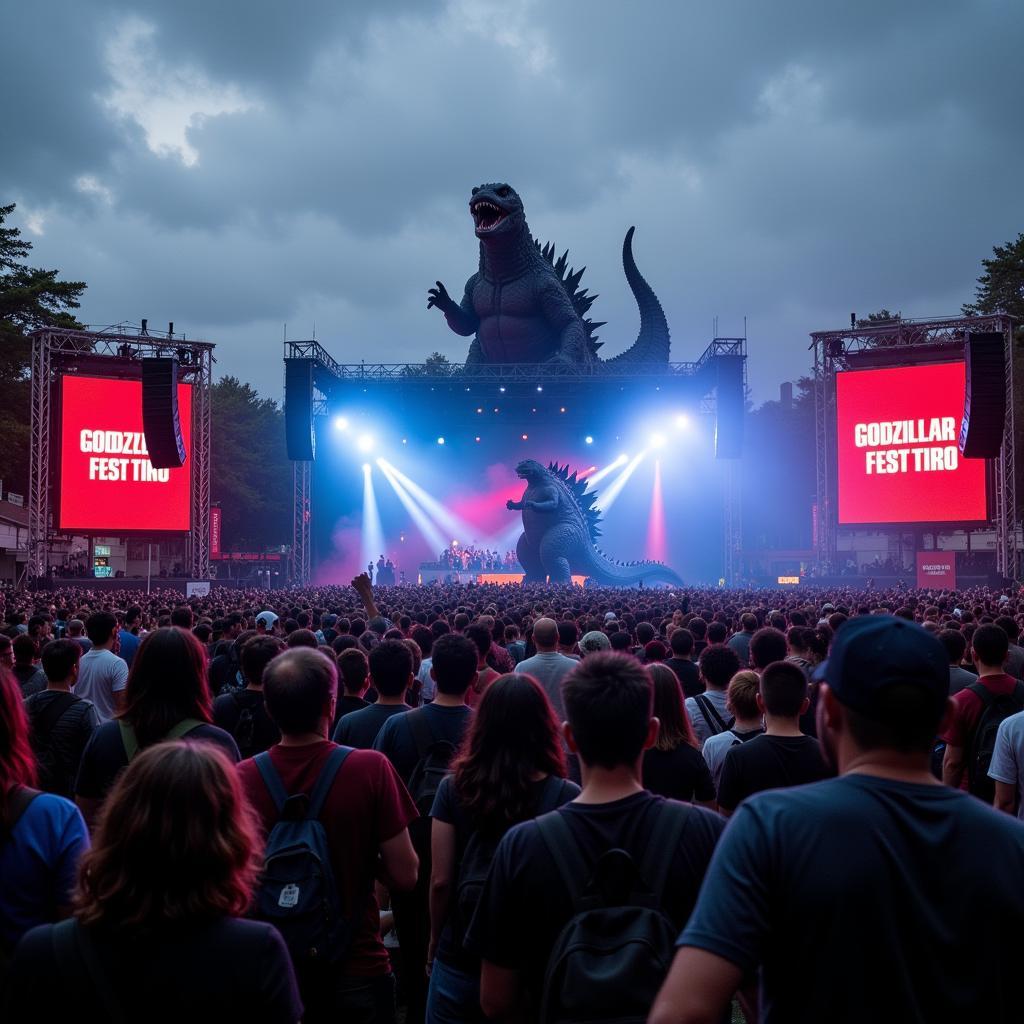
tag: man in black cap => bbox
[649,615,1024,1024]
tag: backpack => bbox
[253,746,353,968]
[453,776,571,947]
[536,801,689,1024]
[406,709,458,816]
[966,680,1024,800]
[694,694,734,737]
[231,691,258,759]
[28,692,79,787]
[118,718,206,761]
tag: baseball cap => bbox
[813,615,947,721]
[604,612,617,623]
[580,630,612,653]
[255,610,278,628]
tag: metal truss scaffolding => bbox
[810,314,1017,578]
[286,337,747,585]
[26,326,214,583]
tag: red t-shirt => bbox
[940,673,1020,791]
[237,741,418,976]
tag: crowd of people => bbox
[431,546,520,573]
[1,577,1024,1021]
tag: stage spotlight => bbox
[475,436,481,443]
[537,386,543,392]
[585,436,594,445]
[362,462,371,472]
[675,413,689,429]
[357,434,375,453]
[334,416,350,432]
[499,386,506,393]
[649,432,667,449]
[521,434,529,441]
[437,437,446,446]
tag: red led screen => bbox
[57,375,192,533]
[836,362,987,525]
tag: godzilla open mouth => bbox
[471,200,507,232]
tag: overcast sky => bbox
[4,0,1022,403]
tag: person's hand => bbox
[506,499,518,511]
[427,281,457,315]
[351,573,373,597]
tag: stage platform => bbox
[417,568,587,586]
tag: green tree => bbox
[209,376,291,548]
[856,309,900,327]
[963,233,1024,320]
[0,203,86,494]
[402,351,453,377]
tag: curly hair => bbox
[452,673,566,835]
[75,742,260,932]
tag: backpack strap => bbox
[119,717,205,762]
[31,692,79,740]
[639,801,690,903]
[308,746,352,819]
[407,707,437,760]
[966,680,997,709]
[695,694,730,735]
[536,811,590,910]
[254,751,289,814]
[163,718,206,741]
[1,785,41,843]
[118,721,139,763]
[51,919,127,1024]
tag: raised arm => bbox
[428,275,480,338]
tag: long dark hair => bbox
[452,674,566,834]
[0,667,37,820]
[76,742,259,931]
[649,663,698,751]
[120,628,212,748]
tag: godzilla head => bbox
[515,458,547,481]
[470,183,525,240]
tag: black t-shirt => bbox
[717,734,830,812]
[75,720,240,800]
[333,694,369,729]
[333,702,410,750]
[24,691,99,798]
[465,791,723,1002]
[430,773,580,972]
[642,744,716,803]
[372,703,473,784]
[4,917,302,1023]
[212,689,280,760]
[664,658,703,698]
[679,775,1024,1022]
[208,651,242,695]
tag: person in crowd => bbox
[557,621,580,661]
[466,652,723,1020]
[748,626,789,674]
[942,623,1024,797]
[504,625,526,665]
[465,623,500,709]
[727,613,757,667]
[641,664,715,806]
[412,625,437,700]
[514,617,579,720]
[0,668,89,972]
[4,742,302,1021]
[0,635,12,674]
[75,627,239,827]
[717,661,830,815]
[664,627,702,697]
[11,635,46,698]
[73,612,128,723]
[994,615,1024,678]
[990,698,1024,820]
[686,644,741,745]
[117,606,142,669]
[209,627,254,694]
[335,647,371,724]
[700,670,764,792]
[649,615,1024,1024]
[236,648,419,1023]
[426,674,579,1023]
[66,619,91,653]
[375,633,477,1024]
[578,630,611,656]
[212,634,283,760]
[939,628,977,695]
[334,640,413,749]
[24,639,98,798]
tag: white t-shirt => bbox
[988,710,1024,820]
[74,647,129,723]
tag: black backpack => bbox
[406,709,457,816]
[28,692,79,789]
[966,680,1024,801]
[453,776,571,948]
[535,801,689,1024]
[231,691,258,759]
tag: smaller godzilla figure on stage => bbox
[427,182,670,365]
[507,459,683,587]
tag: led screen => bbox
[57,375,192,533]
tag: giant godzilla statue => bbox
[507,459,684,587]
[428,183,670,364]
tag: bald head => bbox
[533,617,559,650]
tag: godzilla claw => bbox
[427,280,454,313]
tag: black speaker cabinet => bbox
[141,357,186,469]
[285,358,316,461]
[959,333,1005,459]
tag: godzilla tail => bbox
[582,545,684,588]
[605,226,671,364]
